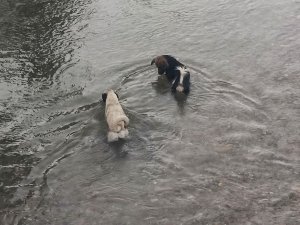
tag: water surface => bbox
[0,0,299,224]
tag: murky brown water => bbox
[0,0,299,224]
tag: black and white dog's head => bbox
[151,55,170,75]
[171,66,190,94]
[151,55,190,94]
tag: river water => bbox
[0,0,299,224]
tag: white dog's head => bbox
[102,89,119,103]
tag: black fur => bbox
[161,55,185,80]
[181,72,191,94]
[171,70,181,91]
[171,71,190,94]
[151,58,155,65]
[102,93,107,102]
[163,55,184,70]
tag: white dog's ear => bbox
[102,93,107,102]
[115,92,119,99]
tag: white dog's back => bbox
[108,127,129,142]
[104,90,129,142]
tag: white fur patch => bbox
[118,129,129,139]
[107,129,129,142]
[176,66,189,85]
[176,85,184,92]
[108,131,119,142]
[176,66,188,74]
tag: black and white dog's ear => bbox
[158,67,165,75]
[151,58,155,65]
[102,93,107,102]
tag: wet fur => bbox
[102,90,129,142]
[151,55,190,94]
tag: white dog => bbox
[102,89,129,142]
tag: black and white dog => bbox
[102,89,129,142]
[151,55,190,94]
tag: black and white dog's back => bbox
[171,66,190,93]
[151,55,190,94]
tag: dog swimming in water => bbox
[102,89,129,142]
[151,55,190,94]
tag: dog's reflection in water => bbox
[109,140,128,158]
[152,74,189,115]
[151,75,170,94]
[173,91,188,116]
